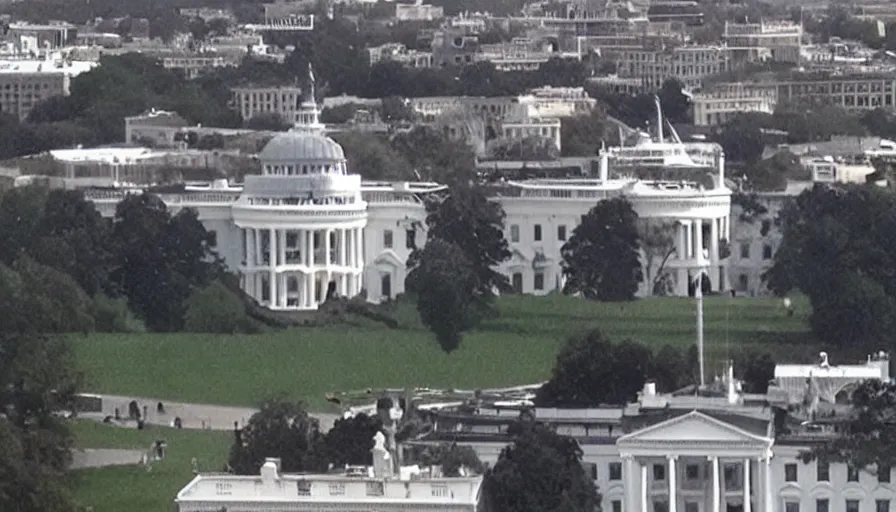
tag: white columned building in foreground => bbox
[232,67,368,310]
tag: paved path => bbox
[92,394,339,431]
[71,448,144,469]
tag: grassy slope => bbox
[74,294,813,409]
[70,421,231,512]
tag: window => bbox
[534,224,542,242]
[609,462,622,481]
[510,224,520,243]
[848,466,859,482]
[817,461,829,482]
[587,463,598,480]
[762,244,773,260]
[817,499,829,512]
[534,272,545,291]
[740,243,750,259]
[686,464,699,480]
[846,500,860,512]
[880,465,891,483]
[405,228,416,250]
[297,480,311,496]
[653,464,666,481]
[612,500,622,512]
[654,501,669,512]
[366,481,384,496]
[328,482,345,496]
[785,463,798,482]
[738,274,749,291]
[785,502,800,512]
[877,500,891,512]
[558,225,567,241]
[761,219,771,234]
[512,273,523,293]
[380,273,392,299]
[207,230,218,247]
[383,230,393,249]
[685,503,700,512]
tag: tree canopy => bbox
[324,413,382,468]
[764,184,896,347]
[482,422,601,512]
[561,197,643,301]
[229,398,328,475]
[536,329,654,407]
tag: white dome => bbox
[259,131,345,163]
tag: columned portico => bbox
[618,411,773,512]
[239,225,366,310]
[672,216,730,295]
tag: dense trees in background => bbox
[799,379,896,470]
[765,184,896,348]
[324,413,383,467]
[407,185,510,351]
[482,422,601,512]
[561,197,643,301]
[0,186,242,334]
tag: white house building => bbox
[55,70,734,308]
[403,352,892,512]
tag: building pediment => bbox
[617,411,771,450]
[373,250,403,269]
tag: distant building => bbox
[691,83,777,126]
[367,43,433,68]
[0,55,96,120]
[231,85,304,124]
[394,3,444,21]
[723,21,803,64]
[160,53,232,79]
[6,22,77,50]
[616,44,729,91]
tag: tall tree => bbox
[764,184,896,347]
[799,379,896,470]
[229,398,328,475]
[421,185,511,295]
[561,197,643,301]
[324,413,382,467]
[406,239,482,352]
[536,329,652,407]
[418,443,485,476]
[482,422,601,512]
[638,219,677,296]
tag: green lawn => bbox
[70,420,231,512]
[74,294,814,410]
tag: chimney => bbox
[260,458,280,483]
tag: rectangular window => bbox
[534,224,542,242]
[740,243,750,259]
[558,225,567,241]
[512,272,523,293]
[510,224,520,243]
[534,272,545,291]
[686,464,699,480]
[785,463,798,482]
[846,500,860,512]
[817,461,829,482]
[366,481,384,496]
[848,466,859,482]
[383,230,393,249]
[877,500,890,512]
[588,463,598,480]
[880,465,891,483]
[785,502,800,512]
[763,244,773,260]
[817,499,829,512]
[653,464,666,481]
[207,230,218,247]
[609,462,622,481]
[328,482,345,495]
[612,500,622,512]
[405,229,415,249]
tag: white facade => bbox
[176,460,482,512]
[231,85,304,124]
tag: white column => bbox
[624,455,637,512]
[339,229,347,267]
[711,456,721,512]
[668,455,678,512]
[254,229,262,268]
[640,463,648,512]
[710,218,719,264]
[244,229,251,265]
[763,456,773,512]
[279,274,287,307]
[279,229,286,266]
[744,458,752,512]
[695,219,704,262]
[268,229,276,307]
[304,274,311,308]
[324,229,332,266]
[676,222,686,259]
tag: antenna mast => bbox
[696,272,705,388]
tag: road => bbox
[92,394,340,431]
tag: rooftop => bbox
[0,58,96,75]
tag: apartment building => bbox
[692,83,778,126]
[367,43,433,68]
[231,85,304,123]
[616,44,729,91]
[773,72,896,111]
[723,21,803,64]
[0,57,96,120]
